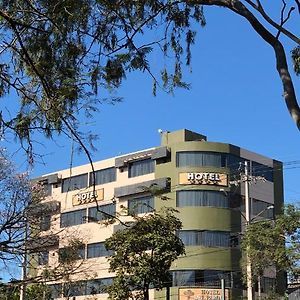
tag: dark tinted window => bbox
[87,242,113,258]
[178,230,231,247]
[40,215,51,231]
[90,167,116,186]
[38,251,49,265]
[128,159,154,177]
[60,209,86,227]
[88,204,116,222]
[48,284,62,299]
[176,190,228,208]
[171,270,233,288]
[63,281,86,297]
[176,152,226,168]
[62,174,88,192]
[252,161,273,182]
[59,245,85,262]
[128,196,154,214]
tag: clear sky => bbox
[1,2,300,282]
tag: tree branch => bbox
[276,1,295,39]
[243,0,300,45]
[228,0,300,130]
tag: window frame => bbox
[38,250,49,265]
[87,242,113,259]
[88,203,116,223]
[178,230,231,248]
[89,167,116,186]
[176,190,229,208]
[128,159,155,178]
[128,195,154,215]
[60,209,87,228]
[61,173,88,193]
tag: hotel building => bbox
[31,129,285,299]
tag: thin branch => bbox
[226,0,300,130]
[244,0,300,45]
[276,1,295,39]
[0,10,48,33]
[295,0,300,13]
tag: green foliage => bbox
[58,239,85,264]
[0,283,51,300]
[105,208,185,300]
[261,290,287,300]
[241,204,300,282]
[0,283,19,300]
[291,46,300,75]
[0,0,204,159]
[26,284,51,300]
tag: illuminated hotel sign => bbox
[72,189,104,206]
[179,288,229,300]
[179,172,228,186]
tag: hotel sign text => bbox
[72,189,104,206]
[179,288,229,300]
[179,172,228,186]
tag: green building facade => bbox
[153,129,284,300]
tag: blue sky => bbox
[1,5,299,203]
[19,5,299,204]
[1,2,300,282]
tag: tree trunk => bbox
[195,0,300,131]
[143,284,149,300]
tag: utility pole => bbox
[221,277,226,300]
[245,161,254,300]
[20,219,28,300]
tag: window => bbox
[90,167,116,186]
[86,278,113,295]
[176,152,226,168]
[40,215,51,231]
[48,284,62,299]
[176,152,274,182]
[261,277,275,293]
[176,190,228,208]
[60,278,114,297]
[87,242,113,258]
[171,270,232,288]
[88,204,116,222]
[252,199,274,219]
[240,198,274,220]
[178,230,231,248]
[62,173,88,192]
[59,245,85,262]
[63,281,86,297]
[172,270,196,287]
[252,161,273,182]
[227,154,245,171]
[128,196,154,214]
[43,183,52,196]
[60,209,86,228]
[38,251,49,265]
[128,159,154,177]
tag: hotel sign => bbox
[179,172,228,186]
[179,288,229,300]
[72,189,104,206]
